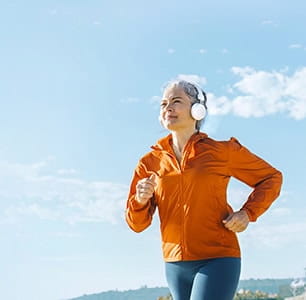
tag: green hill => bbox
[69,286,170,300]
[238,278,293,294]
[69,279,294,300]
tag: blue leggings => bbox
[165,257,241,300]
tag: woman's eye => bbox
[160,100,180,107]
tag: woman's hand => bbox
[135,174,157,205]
[222,210,250,233]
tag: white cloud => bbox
[232,67,286,100]
[221,48,229,54]
[287,98,306,120]
[285,68,306,119]
[206,93,232,115]
[289,44,303,49]
[0,159,128,224]
[231,95,282,118]
[206,66,306,119]
[270,207,291,217]
[199,49,207,54]
[241,221,306,248]
[5,203,60,222]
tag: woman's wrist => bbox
[135,195,149,206]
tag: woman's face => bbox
[160,85,196,131]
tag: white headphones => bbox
[190,84,207,121]
[159,82,207,126]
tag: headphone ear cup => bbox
[191,103,206,120]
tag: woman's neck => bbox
[171,128,198,153]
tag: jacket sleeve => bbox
[125,160,157,232]
[228,137,283,222]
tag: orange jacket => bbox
[125,132,282,262]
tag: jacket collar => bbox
[151,131,208,152]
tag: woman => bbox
[125,80,282,300]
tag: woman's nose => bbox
[165,103,174,111]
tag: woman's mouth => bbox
[166,115,177,120]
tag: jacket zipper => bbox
[179,168,185,260]
[164,149,185,259]
[180,145,191,260]
[163,140,193,260]
[176,143,192,260]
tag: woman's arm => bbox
[125,161,157,232]
[228,137,283,222]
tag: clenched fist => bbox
[135,173,157,205]
[222,210,250,233]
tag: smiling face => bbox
[159,85,196,132]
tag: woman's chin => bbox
[164,122,178,131]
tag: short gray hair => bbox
[162,79,207,131]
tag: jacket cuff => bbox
[130,197,150,211]
[240,207,256,222]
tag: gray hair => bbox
[162,79,207,131]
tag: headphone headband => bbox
[192,83,206,104]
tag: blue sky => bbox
[0,1,306,299]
